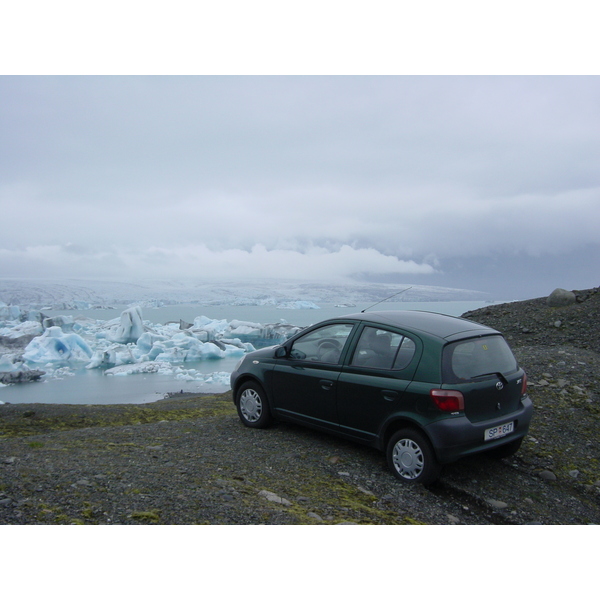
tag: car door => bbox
[336,325,421,443]
[271,322,356,430]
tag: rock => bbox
[539,470,557,481]
[307,512,323,520]
[547,288,576,307]
[258,490,292,506]
[487,499,509,509]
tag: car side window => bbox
[351,326,416,370]
[393,336,416,370]
[289,323,354,364]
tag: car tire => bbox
[236,382,272,428]
[486,437,522,459]
[386,428,441,485]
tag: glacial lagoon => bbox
[1,300,494,405]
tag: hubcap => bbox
[240,388,262,422]
[392,438,424,480]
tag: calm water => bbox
[1,300,496,405]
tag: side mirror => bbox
[274,346,288,358]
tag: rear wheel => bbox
[486,437,522,459]
[386,428,441,485]
[236,382,272,428]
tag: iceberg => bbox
[0,320,44,347]
[0,305,301,390]
[0,302,21,321]
[104,361,172,376]
[111,306,145,343]
[23,326,93,364]
[86,343,139,369]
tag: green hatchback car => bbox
[230,310,533,485]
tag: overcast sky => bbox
[1,75,599,299]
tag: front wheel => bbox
[236,382,272,428]
[386,428,441,485]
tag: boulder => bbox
[546,288,576,307]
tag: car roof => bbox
[339,310,498,340]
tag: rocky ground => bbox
[1,288,599,525]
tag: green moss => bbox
[243,469,429,525]
[400,516,427,525]
[0,394,236,438]
[130,510,161,523]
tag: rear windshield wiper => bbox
[471,372,508,385]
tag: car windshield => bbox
[443,335,518,383]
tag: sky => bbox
[1,6,599,301]
[1,75,599,300]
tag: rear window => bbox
[442,335,518,383]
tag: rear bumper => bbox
[424,396,534,464]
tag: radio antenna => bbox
[361,286,412,313]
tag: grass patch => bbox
[0,393,236,438]
[130,510,161,523]
[243,469,428,525]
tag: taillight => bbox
[521,372,528,396]
[430,389,465,412]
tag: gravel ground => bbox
[1,288,600,525]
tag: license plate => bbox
[484,421,514,441]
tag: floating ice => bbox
[111,306,145,343]
[0,302,21,321]
[0,320,43,343]
[104,361,172,376]
[0,353,23,373]
[22,327,93,364]
[0,305,301,392]
[86,343,139,369]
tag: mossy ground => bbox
[0,393,236,438]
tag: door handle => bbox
[320,380,334,391]
[382,390,398,401]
